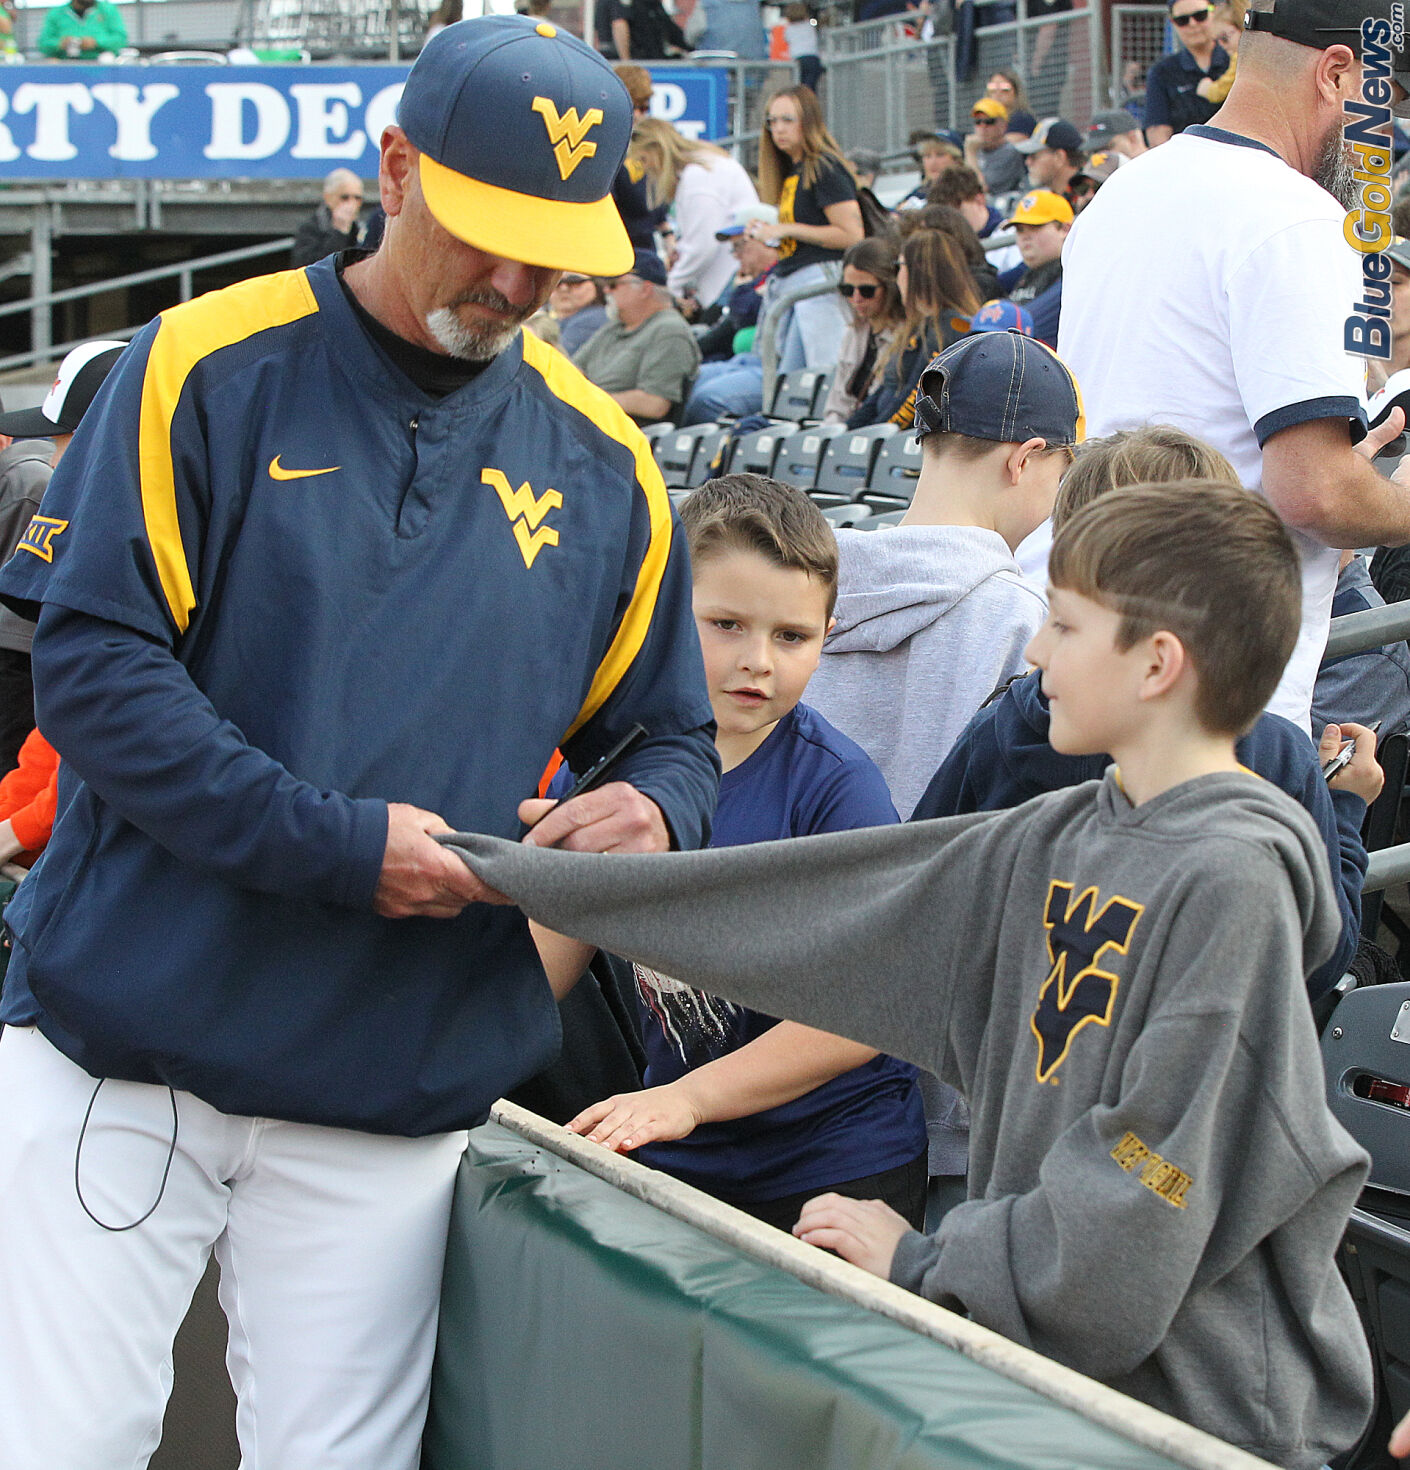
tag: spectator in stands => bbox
[424,0,461,42]
[822,238,904,424]
[631,118,760,313]
[986,69,1037,138]
[1060,0,1410,732]
[927,164,1004,241]
[548,272,610,357]
[1069,150,1125,215]
[918,424,1374,1007]
[782,2,823,92]
[1014,117,1084,200]
[598,0,691,59]
[1313,550,1410,738]
[847,228,978,429]
[0,342,121,777]
[1084,107,1147,158]
[576,248,701,424]
[679,210,781,423]
[1197,1,1245,105]
[611,65,670,250]
[898,133,963,209]
[996,189,1071,346]
[964,98,1027,197]
[897,201,1000,300]
[38,0,125,56]
[291,169,366,268]
[0,724,57,869]
[810,330,1074,816]
[752,84,864,372]
[1144,0,1232,146]
[847,147,883,191]
[562,475,927,1234]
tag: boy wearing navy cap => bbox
[0,14,717,1469]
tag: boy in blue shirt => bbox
[543,474,927,1230]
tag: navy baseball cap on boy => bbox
[397,14,634,275]
[913,331,1085,446]
[1015,117,1084,155]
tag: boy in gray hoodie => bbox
[450,479,1373,1469]
[805,330,1079,822]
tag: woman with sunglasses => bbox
[549,273,610,358]
[630,117,759,312]
[1143,0,1232,145]
[846,229,978,430]
[986,69,1037,141]
[750,84,864,373]
[822,239,904,424]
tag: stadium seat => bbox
[769,369,830,422]
[686,425,735,487]
[820,503,873,528]
[726,424,791,478]
[654,425,719,489]
[773,424,846,489]
[1361,731,1410,943]
[813,424,898,503]
[867,431,923,507]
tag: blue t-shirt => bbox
[634,701,926,1202]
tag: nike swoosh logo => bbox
[268,455,340,481]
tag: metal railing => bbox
[0,236,292,370]
[755,264,843,407]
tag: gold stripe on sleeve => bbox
[139,269,320,633]
[519,333,674,739]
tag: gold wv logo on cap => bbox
[532,96,603,180]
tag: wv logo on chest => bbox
[481,469,561,568]
[1031,881,1144,1083]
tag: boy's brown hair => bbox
[1048,480,1301,735]
[680,474,839,617]
[1054,425,1239,530]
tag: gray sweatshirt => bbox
[806,524,1047,820]
[450,771,1372,1469]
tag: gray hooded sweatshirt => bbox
[805,524,1047,821]
[450,771,1372,1470]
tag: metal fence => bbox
[1109,2,1169,112]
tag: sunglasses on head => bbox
[838,283,879,299]
[1171,6,1211,23]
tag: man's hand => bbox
[1390,1404,1410,1459]
[566,1084,703,1151]
[1357,405,1406,465]
[518,781,670,853]
[792,1193,912,1275]
[374,801,509,918]
[1319,721,1385,805]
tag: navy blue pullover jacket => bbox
[913,672,1365,1000]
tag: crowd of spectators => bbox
[11,6,1410,1468]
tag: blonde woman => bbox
[751,84,864,372]
[631,118,759,310]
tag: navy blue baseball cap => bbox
[914,331,1085,446]
[397,14,634,275]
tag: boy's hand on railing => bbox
[566,1085,704,1152]
[1320,722,1384,805]
[792,1193,912,1277]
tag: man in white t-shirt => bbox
[1059,0,1410,732]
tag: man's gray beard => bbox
[425,301,524,361]
[1315,124,1361,212]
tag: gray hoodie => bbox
[450,771,1372,1470]
[806,524,1046,820]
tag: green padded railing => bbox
[424,1103,1277,1470]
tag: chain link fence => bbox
[1109,2,1169,111]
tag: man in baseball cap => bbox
[1085,107,1146,156]
[0,13,717,1468]
[0,338,125,445]
[1060,0,1410,742]
[1070,149,1125,212]
[995,191,1073,345]
[1014,117,1085,198]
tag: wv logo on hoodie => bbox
[1031,882,1143,1083]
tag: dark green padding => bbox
[424,1124,1195,1470]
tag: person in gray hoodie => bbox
[448,481,1374,1469]
[805,329,1079,823]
